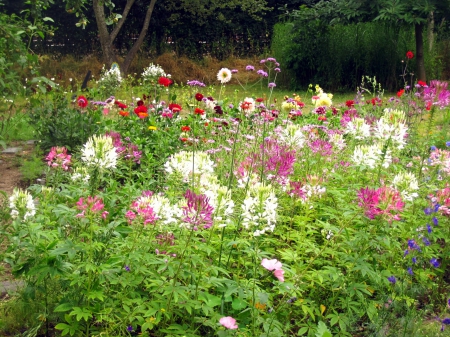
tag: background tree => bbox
[290,0,450,81]
[59,0,271,75]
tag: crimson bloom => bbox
[406,51,414,59]
[134,105,148,116]
[114,100,127,109]
[345,100,355,108]
[397,89,405,97]
[169,103,182,112]
[77,95,88,108]
[194,107,205,115]
[158,76,172,87]
[195,93,204,101]
[417,80,427,87]
[181,126,191,132]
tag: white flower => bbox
[97,65,122,92]
[278,123,305,148]
[141,63,166,82]
[81,135,118,170]
[71,167,91,183]
[345,117,371,139]
[373,115,408,150]
[9,188,36,221]
[241,183,277,236]
[352,143,391,169]
[217,68,232,84]
[391,171,419,201]
[164,150,215,182]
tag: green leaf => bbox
[315,321,332,337]
[232,297,247,310]
[54,303,74,312]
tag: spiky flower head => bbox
[81,134,118,170]
[9,188,36,221]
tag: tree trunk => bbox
[428,11,435,52]
[92,0,118,67]
[415,23,426,82]
[121,0,158,75]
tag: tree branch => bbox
[122,0,157,74]
[110,0,136,43]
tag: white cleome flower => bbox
[241,182,278,236]
[81,134,118,170]
[278,123,306,149]
[217,68,232,84]
[9,188,36,221]
[391,171,419,201]
[345,117,371,139]
[352,143,391,169]
[141,63,166,82]
[164,150,215,183]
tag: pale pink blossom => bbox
[273,269,285,282]
[219,316,238,329]
[261,258,282,271]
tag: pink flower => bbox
[273,269,285,282]
[261,258,282,271]
[219,316,238,330]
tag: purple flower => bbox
[274,67,281,73]
[182,190,214,229]
[127,325,133,331]
[430,258,440,268]
[446,141,450,147]
[124,265,130,272]
[245,65,255,71]
[387,276,397,284]
[187,80,206,87]
[266,57,276,62]
[427,224,432,233]
[432,217,438,226]
[424,207,432,215]
[231,69,238,74]
[412,257,417,264]
[431,145,437,151]
[422,237,430,246]
[268,82,276,88]
[257,70,268,77]
[443,318,450,325]
[407,267,413,275]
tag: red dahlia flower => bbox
[77,95,88,108]
[406,51,414,59]
[195,93,204,101]
[169,103,182,112]
[397,89,405,97]
[194,108,205,115]
[345,100,355,108]
[181,126,191,132]
[115,101,128,109]
[158,77,172,87]
[418,80,427,87]
[137,100,144,107]
[134,105,148,116]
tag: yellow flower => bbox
[148,126,157,131]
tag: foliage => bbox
[2,59,450,337]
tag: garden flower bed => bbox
[1,58,450,337]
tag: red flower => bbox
[426,101,432,111]
[195,93,204,102]
[318,115,327,121]
[371,97,382,106]
[345,100,355,108]
[134,105,148,116]
[180,137,188,142]
[169,103,182,112]
[418,80,427,87]
[397,89,405,97]
[406,51,414,59]
[119,110,129,117]
[158,77,172,87]
[194,108,205,115]
[181,126,191,132]
[77,95,88,108]
[115,101,128,109]
[256,98,264,103]
[137,100,144,107]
